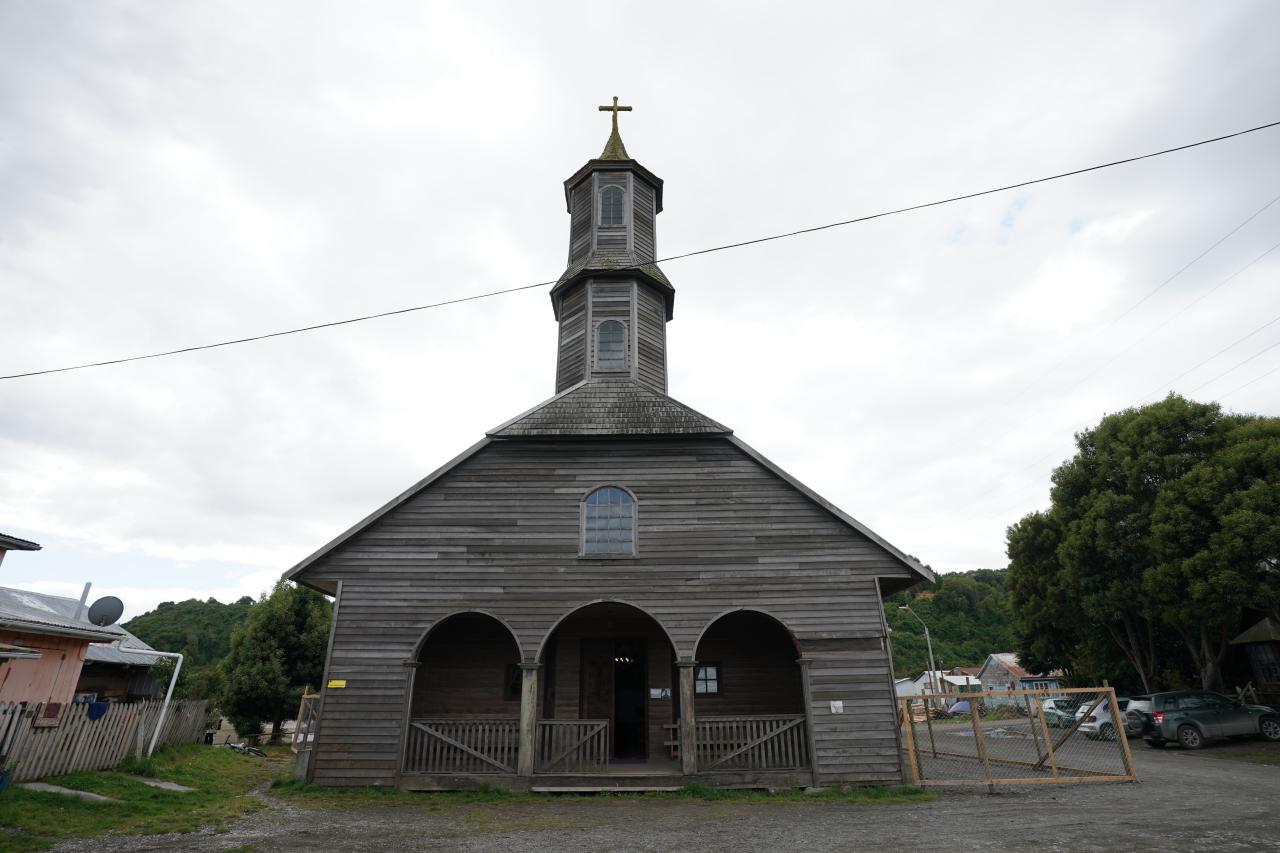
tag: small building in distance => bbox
[977,653,1062,705]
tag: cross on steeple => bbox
[597,96,632,160]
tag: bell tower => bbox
[550,98,675,395]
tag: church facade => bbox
[286,103,933,790]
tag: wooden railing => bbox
[404,718,519,774]
[696,715,808,771]
[536,719,608,773]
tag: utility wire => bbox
[997,191,1280,407]
[1139,310,1280,401]
[1189,336,1280,395]
[5,118,1280,382]
[1221,362,1280,399]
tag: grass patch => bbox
[0,743,291,852]
[1201,749,1280,765]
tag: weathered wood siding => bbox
[554,283,587,393]
[803,637,902,785]
[635,283,667,393]
[303,437,913,786]
[633,181,656,261]
[593,173,628,253]
[694,611,804,717]
[411,614,521,717]
[568,181,593,264]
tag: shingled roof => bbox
[489,379,731,438]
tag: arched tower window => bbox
[595,320,627,371]
[599,185,625,227]
[583,486,635,555]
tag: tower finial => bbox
[597,96,632,160]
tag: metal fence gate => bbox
[899,687,1137,790]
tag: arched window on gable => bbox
[599,185,625,227]
[582,486,635,555]
[595,320,627,371]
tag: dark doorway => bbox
[579,638,648,759]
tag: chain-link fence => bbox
[899,687,1137,790]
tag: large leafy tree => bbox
[221,582,331,739]
[1150,417,1280,689]
[1048,396,1233,692]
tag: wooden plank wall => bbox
[411,614,521,717]
[632,182,656,261]
[568,181,592,264]
[555,284,587,393]
[635,284,667,393]
[694,611,804,717]
[802,638,902,784]
[304,436,913,787]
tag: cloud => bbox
[2,0,1279,604]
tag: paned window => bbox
[600,185,625,227]
[695,664,721,695]
[583,486,635,555]
[596,320,627,370]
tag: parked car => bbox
[1133,690,1280,749]
[1079,698,1130,740]
[1040,697,1078,728]
[1124,696,1153,736]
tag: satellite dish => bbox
[87,596,124,627]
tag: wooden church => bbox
[286,101,933,790]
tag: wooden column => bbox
[677,660,698,776]
[796,657,821,788]
[517,662,541,777]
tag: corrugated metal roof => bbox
[489,379,731,438]
[0,586,140,646]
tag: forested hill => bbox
[124,596,255,666]
[884,567,1013,679]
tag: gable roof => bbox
[0,586,122,642]
[1230,617,1280,645]
[286,382,933,588]
[488,379,730,438]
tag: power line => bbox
[1189,336,1280,395]
[1221,362,1280,399]
[5,117,1280,382]
[1139,309,1280,401]
[997,191,1280,407]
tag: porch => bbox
[399,606,816,790]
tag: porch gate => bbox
[696,715,809,770]
[536,719,608,772]
[404,719,519,774]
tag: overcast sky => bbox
[2,2,1279,619]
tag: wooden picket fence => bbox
[0,699,209,782]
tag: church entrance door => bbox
[580,638,648,760]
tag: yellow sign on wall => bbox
[327,679,347,689]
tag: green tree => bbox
[220,582,331,739]
[1048,395,1232,692]
[124,597,254,666]
[1150,416,1280,689]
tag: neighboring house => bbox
[285,108,934,791]
[894,677,920,697]
[976,653,1062,705]
[950,666,981,678]
[909,671,980,696]
[0,533,160,705]
[0,585,120,706]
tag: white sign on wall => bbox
[829,700,844,714]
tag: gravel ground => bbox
[49,745,1280,853]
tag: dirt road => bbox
[49,745,1280,852]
